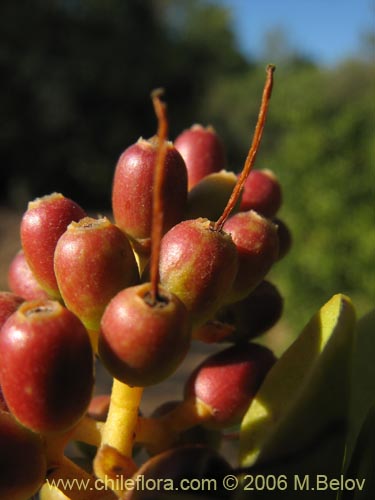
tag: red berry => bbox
[20,193,86,298]
[7,250,49,301]
[185,343,276,428]
[240,169,282,217]
[0,293,19,412]
[217,280,284,342]
[0,387,8,412]
[0,292,24,329]
[159,218,238,326]
[174,124,226,190]
[0,410,46,500]
[273,217,293,260]
[99,283,191,387]
[0,300,94,433]
[223,210,279,302]
[128,445,231,500]
[112,137,187,242]
[54,216,139,332]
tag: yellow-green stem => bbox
[135,416,174,452]
[159,398,212,434]
[40,456,116,500]
[70,415,104,447]
[72,413,172,451]
[132,401,212,456]
[101,378,144,457]
[44,427,77,468]
[87,329,99,354]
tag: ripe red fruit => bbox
[128,445,232,500]
[0,387,8,412]
[0,291,24,329]
[174,124,226,190]
[54,216,139,332]
[273,217,293,260]
[0,292,23,412]
[217,280,284,342]
[223,210,279,303]
[185,343,276,428]
[7,250,49,301]
[99,283,191,387]
[0,300,94,433]
[158,218,238,326]
[112,137,188,243]
[239,168,282,217]
[0,410,46,500]
[20,192,87,298]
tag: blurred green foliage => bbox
[203,59,374,328]
[0,0,373,327]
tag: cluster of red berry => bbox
[0,66,293,499]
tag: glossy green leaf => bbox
[240,294,356,468]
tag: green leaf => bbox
[234,427,347,500]
[345,308,375,467]
[340,405,375,500]
[240,294,356,468]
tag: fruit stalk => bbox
[101,379,143,457]
[42,455,116,499]
[150,88,168,304]
[70,415,104,447]
[215,64,275,231]
[135,415,174,451]
[158,398,212,435]
[132,400,213,456]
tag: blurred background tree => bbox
[0,0,373,330]
[0,0,248,209]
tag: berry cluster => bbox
[0,66,292,499]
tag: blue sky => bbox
[214,0,374,64]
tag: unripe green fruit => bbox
[186,170,239,221]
